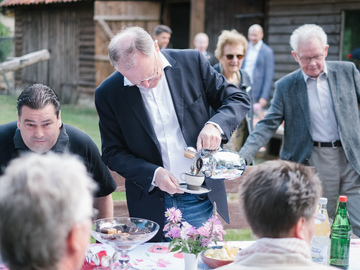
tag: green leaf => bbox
[171,246,181,252]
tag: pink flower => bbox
[165,207,182,223]
[180,222,196,240]
[168,226,181,238]
[197,226,210,238]
[163,207,225,257]
[201,237,211,247]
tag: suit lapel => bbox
[326,62,339,106]
[162,53,185,132]
[294,70,312,133]
[122,85,160,147]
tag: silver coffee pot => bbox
[184,147,246,180]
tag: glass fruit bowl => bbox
[91,217,159,269]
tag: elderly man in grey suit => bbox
[240,24,360,237]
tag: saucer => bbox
[178,183,211,194]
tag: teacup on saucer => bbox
[180,172,205,191]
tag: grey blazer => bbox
[240,61,360,175]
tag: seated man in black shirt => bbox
[0,83,117,218]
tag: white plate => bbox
[178,183,211,194]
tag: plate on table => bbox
[178,183,211,194]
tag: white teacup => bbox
[180,173,205,191]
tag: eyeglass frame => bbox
[296,53,324,64]
[134,52,159,86]
[225,54,245,60]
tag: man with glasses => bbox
[95,26,250,241]
[240,24,360,237]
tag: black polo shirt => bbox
[0,121,116,197]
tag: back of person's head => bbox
[17,84,61,118]
[0,153,97,270]
[153,24,172,36]
[290,24,327,53]
[215,29,248,60]
[240,160,321,238]
[108,26,155,71]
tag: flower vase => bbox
[183,253,199,270]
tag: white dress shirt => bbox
[244,40,263,84]
[124,52,192,184]
[303,62,340,142]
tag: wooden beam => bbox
[189,0,205,48]
[0,49,50,74]
[94,15,159,21]
[96,18,114,40]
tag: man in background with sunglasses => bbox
[95,26,250,241]
[242,24,274,108]
[240,24,360,237]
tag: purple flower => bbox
[163,208,225,257]
[168,226,181,238]
[201,237,211,247]
[197,226,210,238]
[180,222,196,240]
[165,207,182,223]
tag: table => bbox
[82,240,360,270]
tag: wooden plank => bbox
[269,0,360,6]
[96,18,114,40]
[94,14,159,21]
[189,0,205,48]
[268,15,341,25]
[269,3,360,16]
[0,49,50,74]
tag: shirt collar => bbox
[124,51,171,87]
[251,40,263,51]
[302,61,328,82]
[13,124,69,153]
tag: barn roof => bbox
[0,0,84,6]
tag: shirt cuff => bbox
[206,121,227,139]
[149,167,161,192]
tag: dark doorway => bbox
[168,2,190,49]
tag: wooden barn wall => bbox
[204,0,266,57]
[13,1,95,104]
[268,0,360,82]
[94,1,160,87]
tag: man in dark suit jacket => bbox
[240,24,360,237]
[242,24,274,108]
[95,26,250,241]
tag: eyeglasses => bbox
[297,54,324,64]
[134,53,159,86]
[225,54,245,60]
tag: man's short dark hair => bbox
[153,25,172,36]
[17,84,61,118]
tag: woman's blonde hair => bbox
[215,29,248,60]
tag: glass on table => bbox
[91,217,159,269]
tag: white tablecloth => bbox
[82,240,360,269]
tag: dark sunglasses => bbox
[226,54,245,60]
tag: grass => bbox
[0,93,253,241]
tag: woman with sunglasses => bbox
[213,29,252,152]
